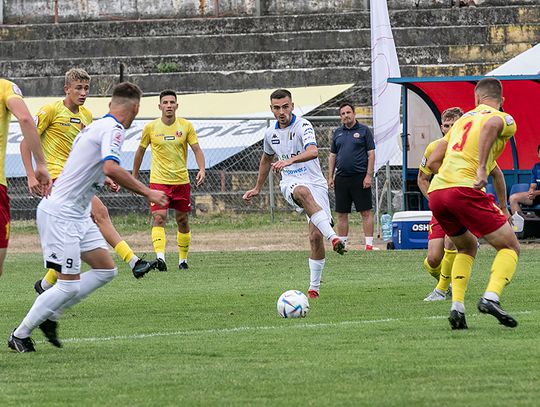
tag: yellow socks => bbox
[177,231,191,262]
[152,227,166,254]
[451,253,474,303]
[43,268,58,286]
[114,240,135,264]
[437,249,457,292]
[423,257,441,281]
[486,248,518,296]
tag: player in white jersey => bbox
[243,89,346,299]
[8,83,168,353]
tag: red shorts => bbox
[149,183,191,213]
[0,184,10,248]
[428,216,446,240]
[428,187,506,238]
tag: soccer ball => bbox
[277,290,310,318]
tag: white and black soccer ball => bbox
[277,290,310,318]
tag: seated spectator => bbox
[509,144,540,215]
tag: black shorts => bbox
[334,173,373,213]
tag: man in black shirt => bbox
[328,102,376,250]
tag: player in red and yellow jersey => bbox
[427,77,519,330]
[21,69,156,298]
[132,89,205,271]
[0,78,50,276]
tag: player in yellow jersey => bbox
[427,78,519,330]
[132,90,205,271]
[419,107,510,302]
[21,69,156,298]
[0,79,51,276]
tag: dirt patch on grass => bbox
[9,227,383,253]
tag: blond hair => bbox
[65,68,90,85]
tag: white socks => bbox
[451,301,465,313]
[128,256,139,269]
[14,279,80,338]
[51,268,117,321]
[309,258,325,292]
[310,210,337,240]
[483,291,500,302]
[365,236,374,246]
[156,252,165,261]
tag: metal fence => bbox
[7,116,403,232]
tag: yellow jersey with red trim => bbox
[140,117,199,185]
[428,104,516,192]
[35,100,93,179]
[0,79,24,186]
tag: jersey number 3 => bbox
[452,121,472,152]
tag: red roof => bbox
[390,76,540,170]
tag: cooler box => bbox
[391,211,432,250]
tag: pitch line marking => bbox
[43,310,534,345]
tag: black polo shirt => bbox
[330,121,375,176]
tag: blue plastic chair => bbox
[509,183,530,196]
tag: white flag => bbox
[371,0,402,172]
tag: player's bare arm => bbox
[426,139,448,175]
[8,97,51,196]
[19,138,41,195]
[364,149,375,188]
[327,152,336,189]
[103,159,168,206]
[191,143,206,186]
[489,164,511,221]
[131,145,147,179]
[243,153,273,202]
[417,170,431,199]
[474,116,504,189]
[271,144,318,172]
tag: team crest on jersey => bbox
[353,132,360,138]
[175,131,183,137]
[504,115,514,125]
[11,83,23,96]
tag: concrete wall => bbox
[1,0,258,24]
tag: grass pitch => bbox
[1,247,539,406]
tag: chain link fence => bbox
[8,117,404,232]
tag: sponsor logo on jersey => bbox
[164,136,175,141]
[271,134,280,144]
[70,118,81,124]
[353,132,360,138]
[504,115,514,126]
[289,132,295,141]
[302,122,310,127]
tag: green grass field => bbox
[1,247,539,406]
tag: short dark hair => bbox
[339,102,355,113]
[441,107,464,122]
[112,82,142,100]
[159,89,177,101]
[475,78,503,102]
[270,89,292,101]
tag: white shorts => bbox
[37,208,108,275]
[280,180,332,219]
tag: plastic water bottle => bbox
[512,212,524,233]
[381,213,392,242]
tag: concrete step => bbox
[1,5,537,41]
[1,43,530,79]
[2,23,538,62]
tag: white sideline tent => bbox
[7,83,352,177]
